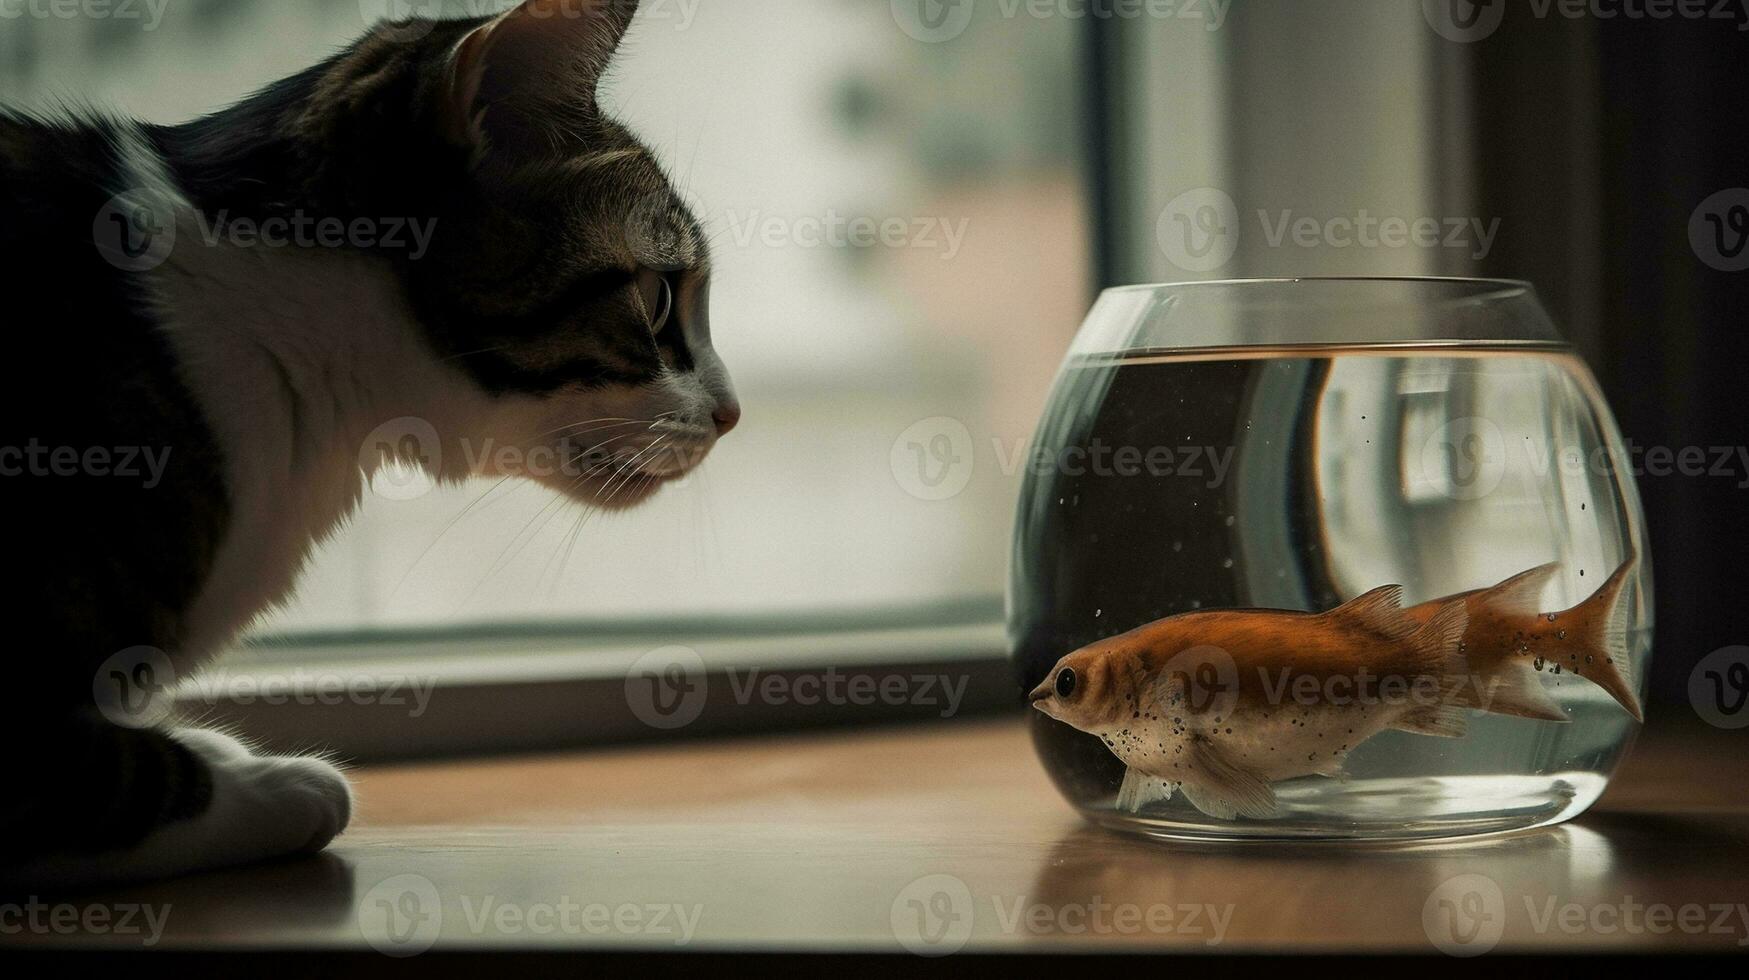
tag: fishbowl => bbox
[1009,278,1651,842]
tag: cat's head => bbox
[381,0,737,509]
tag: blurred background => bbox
[2,0,1743,737]
[4,0,1092,626]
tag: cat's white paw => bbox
[12,729,353,888]
[163,728,354,862]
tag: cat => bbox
[0,0,737,886]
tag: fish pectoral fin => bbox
[1392,700,1469,738]
[1472,662,1570,722]
[1183,742,1278,820]
[1115,768,1176,814]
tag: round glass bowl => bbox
[1008,278,1651,842]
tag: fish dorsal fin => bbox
[1484,562,1561,618]
[1329,585,1415,640]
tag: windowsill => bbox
[180,602,1014,763]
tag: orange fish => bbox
[1404,557,1641,723]
[1028,556,1641,820]
[1030,591,1470,820]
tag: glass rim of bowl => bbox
[1079,276,1571,356]
[1102,274,1535,293]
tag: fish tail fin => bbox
[1566,554,1643,722]
[1462,561,1571,722]
[1392,600,1471,739]
[1470,662,1571,722]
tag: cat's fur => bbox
[0,0,736,885]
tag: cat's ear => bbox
[443,0,639,152]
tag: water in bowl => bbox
[1009,344,1650,841]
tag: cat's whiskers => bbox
[438,344,515,364]
[457,411,694,603]
[465,428,647,598]
[388,473,524,601]
[600,436,671,507]
[469,484,582,602]
[536,417,647,440]
[528,436,669,598]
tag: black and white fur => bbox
[0,0,737,886]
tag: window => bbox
[6,1,1094,750]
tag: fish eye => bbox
[1055,667,1077,699]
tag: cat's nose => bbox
[712,400,741,436]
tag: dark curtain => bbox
[1473,11,1749,709]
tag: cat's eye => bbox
[636,269,675,336]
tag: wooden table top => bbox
[5,714,1748,956]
